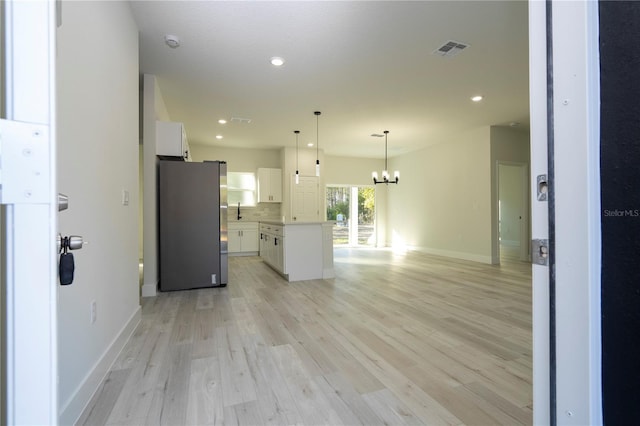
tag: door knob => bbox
[68,235,86,250]
[58,234,87,252]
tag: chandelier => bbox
[372,130,399,185]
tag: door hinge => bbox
[531,239,549,266]
[0,119,50,205]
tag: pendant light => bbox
[294,130,300,184]
[372,130,399,184]
[314,111,321,177]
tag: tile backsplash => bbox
[228,203,281,222]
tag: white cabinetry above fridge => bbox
[156,120,191,161]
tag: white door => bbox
[529,1,602,424]
[291,175,319,222]
[497,162,528,260]
[1,1,58,424]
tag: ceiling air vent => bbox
[230,117,252,124]
[433,40,469,57]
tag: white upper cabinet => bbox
[156,121,191,161]
[257,168,282,203]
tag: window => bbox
[228,172,256,206]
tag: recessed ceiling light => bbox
[270,57,285,67]
[471,95,483,102]
[216,135,223,140]
[164,34,180,48]
[307,143,314,147]
[218,119,227,124]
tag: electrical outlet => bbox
[90,300,97,324]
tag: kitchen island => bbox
[259,221,334,282]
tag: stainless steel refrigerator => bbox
[158,160,228,291]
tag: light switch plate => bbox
[122,189,129,206]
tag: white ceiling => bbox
[130,1,529,159]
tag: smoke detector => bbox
[433,40,469,57]
[164,34,180,48]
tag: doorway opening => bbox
[497,162,530,263]
[326,186,375,247]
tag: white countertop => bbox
[259,220,333,226]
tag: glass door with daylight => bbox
[326,186,375,247]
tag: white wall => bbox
[324,155,384,186]
[384,125,530,264]
[56,1,140,423]
[141,74,170,297]
[386,127,493,262]
[190,144,281,171]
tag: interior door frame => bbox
[550,1,602,424]
[2,1,58,424]
[530,1,602,424]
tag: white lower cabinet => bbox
[228,222,259,255]
[259,223,285,273]
[259,222,334,281]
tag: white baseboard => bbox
[229,251,259,257]
[59,306,141,425]
[141,280,157,297]
[323,267,336,279]
[500,239,520,247]
[414,246,493,264]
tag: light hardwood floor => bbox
[79,248,532,425]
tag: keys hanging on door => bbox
[58,235,86,285]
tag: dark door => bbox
[600,2,640,423]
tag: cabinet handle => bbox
[274,237,278,246]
